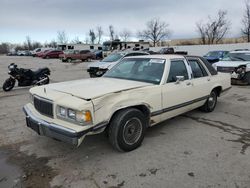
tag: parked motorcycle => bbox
[2,63,51,91]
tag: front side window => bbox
[167,60,189,83]
[104,58,165,84]
[189,59,208,78]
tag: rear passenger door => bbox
[187,57,212,100]
[160,59,194,121]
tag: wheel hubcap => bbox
[208,92,216,109]
[123,117,142,145]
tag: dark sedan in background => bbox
[203,50,229,64]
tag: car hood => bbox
[88,61,118,69]
[214,61,250,67]
[44,77,152,100]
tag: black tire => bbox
[108,108,147,152]
[67,58,72,63]
[89,73,96,78]
[3,78,16,91]
[200,90,217,112]
[243,72,250,85]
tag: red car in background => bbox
[41,50,63,59]
[36,50,51,58]
[59,50,96,62]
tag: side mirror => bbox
[175,76,184,84]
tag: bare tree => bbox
[96,26,103,44]
[89,29,96,44]
[0,43,9,54]
[49,40,57,48]
[196,22,206,44]
[57,31,68,44]
[196,10,230,44]
[109,25,115,41]
[242,0,250,42]
[119,29,131,42]
[32,41,42,49]
[71,36,81,44]
[84,36,89,44]
[138,18,170,47]
[25,36,32,50]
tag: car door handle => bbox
[186,82,192,86]
[207,78,211,81]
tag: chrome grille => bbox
[34,96,53,118]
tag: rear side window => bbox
[167,60,189,83]
[200,57,218,75]
[189,59,208,78]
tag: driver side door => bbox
[161,59,194,121]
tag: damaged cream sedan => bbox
[23,55,231,151]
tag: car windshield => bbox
[102,45,110,51]
[104,58,165,84]
[102,53,124,62]
[205,51,222,57]
[64,50,74,54]
[221,52,250,61]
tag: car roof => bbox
[230,50,250,53]
[124,54,185,60]
[116,51,149,55]
[208,50,228,52]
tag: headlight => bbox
[68,109,76,120]
[57,106,92,125]
[59,106,67,117]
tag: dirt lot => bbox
[0,55,250,188]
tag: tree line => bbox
[1,0,250,54]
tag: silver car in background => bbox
[87,51,149,77]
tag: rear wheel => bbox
[108,108,147,152]
[200,90,217,112]
[3,78,16,91]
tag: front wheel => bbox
[108,108,147,152]
[3,78,16,91]
[200,90,217,112]
[67,58,72,63]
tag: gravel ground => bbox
[0,55,250,188]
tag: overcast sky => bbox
[0,0,247,43]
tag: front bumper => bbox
[23,105,107,146]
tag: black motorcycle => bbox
[2,63,51,91]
